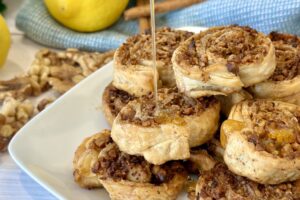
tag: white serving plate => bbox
[8,27,206,200]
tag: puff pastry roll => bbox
[102,83,135,125]
[113,27,193,96]
[112,88,220,165]
[222,100,300,184]
[250,32,300,105]
[193,163,300,200]
[73,130,112,188]
[172,25,276,97]
[92,132,187,200]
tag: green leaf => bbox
[0,0,7,14]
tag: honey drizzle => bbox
[150,0,158,109]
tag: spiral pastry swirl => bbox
[89,131,187,200]
[250,32,300,105]
[194,163,300,200]
[111,88,220,165]
[172,25,276,97]
[113,27,193,96]
[221,100,300,184]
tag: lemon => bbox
[0,15,11,68]
[44,0,129,32]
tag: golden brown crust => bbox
[73,130,112,189]
[195,163,300,200]
[102,83,135,125]
[113,27,193,96]
[222,100,300,184]
[112,88,220,164]
[172,25,276,97]
[250,32,300,104]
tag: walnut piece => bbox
[0,97,34,151]
[37,98,54,112]
[0,48,115,150]
[0,48,114,102]
[0,77,33,102]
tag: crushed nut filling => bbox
[268,32,300,81]
[103,84,135,117]
[118,27,193,65]
[92,138,186,185]
[177,25,269,70]
[197,163,300,200]
[245,100,300,158]
[119,88,218,127]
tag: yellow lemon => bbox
[0,15,11,68]
[44,0,129,32]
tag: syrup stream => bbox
[150,0,158,108]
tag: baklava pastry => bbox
[73,130,112,188]
[172,25,276,97]
[222,100,300,184]
[193,163,300,200]
[102,83,135,125]
[92,132,187,200]
[113,27,193,96]
[112,88,220,164]
[250,32,300,105]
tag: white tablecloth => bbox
[0,1,57,199]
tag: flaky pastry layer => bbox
[111,88,220,164]
[113,27,193,96]
[172,25,276,97]
[250,32,300,105]
[222,100,300,184]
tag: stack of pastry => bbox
[73,25,300,200]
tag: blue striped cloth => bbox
[16,0,300,52]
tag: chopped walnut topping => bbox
[0,77,34,102]
[37,98,54,112]
[92,137,186,185]
[0,97,34,151]
[0,49,114,102]
[268,32,300,81]
[120,88,218,127]
[103,84,135,117]
[118,27,193,66]
[245,100,300,158]
[178,25,270,70]
[196,163,300,200]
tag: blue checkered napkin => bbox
[16,0,300,52]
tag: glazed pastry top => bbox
[232,100,300,158]
[175,25,271,72]
[119,88,218,127]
